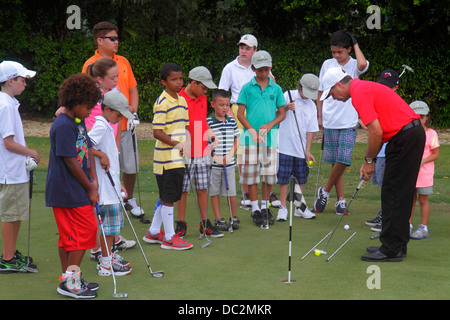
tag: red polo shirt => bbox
[350,79,420,142]
[179,87,209,157]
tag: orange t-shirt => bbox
[82,50,138,131]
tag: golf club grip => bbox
[287,88,293,103]
[106,170,115,187]
[95,203,101,214]
[209,137,215,157]
[357,178,365,190]
[223,166,229,189]
[29,170,33,199]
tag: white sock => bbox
[149,202,163,235]
[261,200,268,210]
[160,205,175,240]
[251,200,260,212]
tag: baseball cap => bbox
[377,69,399,88]
[251,50,272,69]
[189,66,217,89]
[319,67,348,101]
[237,34,258,48]
[300,73,320,100]
[409,100,429,115]
[102,91,134,120]
[0,61,36,82]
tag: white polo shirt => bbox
[319,57,369,129]
[0,92,28,184]
[89,116,121,205]
[218,56,256,104]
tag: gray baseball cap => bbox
[188,66,217,89]
[102,91,134,120]
[300,73,320,100]
[409,100,429,115]
[251,50,272,69]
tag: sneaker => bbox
[161,234,193,250]
[57,269,97,299]
[240,193,251,210]
[90,248,101,261]
[371,223,382,233]
[112,252,130,267]
[229,216,240,230]
[410,224,429,240]
[314,187,329,213]
[261,208,275,225]
[269,192,281,208]
[276,206,288,221]
[335,198,349,215]
[366,210,382,227]
[143,230,165,244]
[251,210,265,226]
[125,197,145,218]
[175,220,187,237]
[97,258,132,276]
[214,218,229,231]
[14,250,33,265]
[294,206,316,219]
[200,219,223,238]
[113,235,136,251]
[0,257,29,273]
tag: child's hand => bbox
[286,102,295,111]
[98,151,110,172]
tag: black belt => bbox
[400,119,421,132]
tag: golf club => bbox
[299,231,332,261]
[130,126,150,224]
[223,166,234,233]
[399,64,414,78]
[25,169,38,272]
[326,231,357,262]
[312,132,325,210]
[106,171,164,278]
[95,203,128,298]
[287,88,309,167]
[282,176,296,283]
[324,178,365,252]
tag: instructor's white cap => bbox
[0,61,36,82]
[319,67,349,101]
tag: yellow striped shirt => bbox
[152,91,189,175]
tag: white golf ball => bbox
[121,191,126,198]
[344,224,350,230]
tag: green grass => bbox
[1,137,449,300]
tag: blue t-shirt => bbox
[236,77,286,147]
[45,113,92,208]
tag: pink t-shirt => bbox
[85,86,120,137]
[416,128,439,188]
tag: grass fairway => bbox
[1,137,449,301]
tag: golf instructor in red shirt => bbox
[320,67,425,262]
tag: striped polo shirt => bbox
[206,113,240,168]
[152,90,189,175]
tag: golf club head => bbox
[113,293,128,298]
[317,249,328,255]
[200,239,212,248]
[260,224,269,230]
[152,271,165,278]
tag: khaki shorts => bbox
[0,183,29,222]
[209,166,237,197]
[119,130,139,174]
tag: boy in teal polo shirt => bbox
[236,51,286,226]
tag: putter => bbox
[130,127,150,224]
[96,204,128,298]
[223,166,234,233]
[25,169,38,272]
[326,231,357,262]
[282,176,296,283]
[324,178,365,252]
[399,64,414,78]
[106,171,164,278]
[312,132,325,210]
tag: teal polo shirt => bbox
[236,77,286,147]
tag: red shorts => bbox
[53,205,97,251]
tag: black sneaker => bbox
[57,273,97,299]
[229,216,240,230]
[214,218,229,231]
[261,208,275,225]
[200,219,223,238]
[314,187,329,213]
[251,210,265,226]
[371,222,382,233]
[366,210,382,227]
[175,220,187,237]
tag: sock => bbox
[100,255,111,266]
[251,200,260,212]
[149,201,163,235]
[421,224,428,232]
[160,205,175,240]
[261,200,268,210]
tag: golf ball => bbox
[344,224,350,230]
[315,250,321,256]
[121,191,126,198]
[75,117,81,123]
[308,160,313,166]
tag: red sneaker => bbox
[161,234,193,250]
[143,230,165,244]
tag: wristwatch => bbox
[365,157,376,164]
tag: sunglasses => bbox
[99,36,120,42]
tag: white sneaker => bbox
[114,235,136,251]
[126,197,145,217]
[294,206,316,219]
[276,206,288,221]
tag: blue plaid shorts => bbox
[277,153,309,185]
[98,203,124,236]
[323,128,357,166]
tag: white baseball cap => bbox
[102,91,134,120]
[0,61,36,82]
[251,50,272,69]
[188,66,217,89]
[237,34,258,48]
[319,67,349,101]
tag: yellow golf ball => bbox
[315,250,321,256]
[75,117,81,124]
[308,160,313,166]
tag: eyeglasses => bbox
[99,36,119,42]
